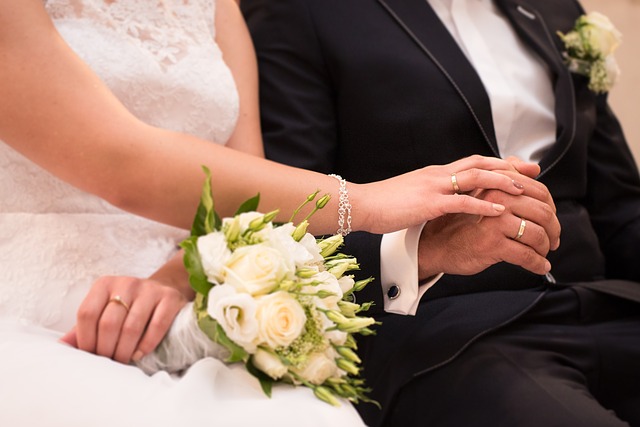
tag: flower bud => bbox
[337,301,359,318]
[315,194,331,210]
[336,346,361,364]
[225,216,242,242]
[296,267,318,279]
[313,386,341,407]
[327,259,359,278]
[357,301,373,313]
[353,277,374,292]
[337,317,376,333]
[316,290,339,299]
[336,358,360,376]
[318,235,343,258]
[339,383,359,398]
[324,309,348,325]
[248,215,267,231]
[292,220,309,242]
[306,190,321,203]
[344,334,358,350]
[277,279,296,292]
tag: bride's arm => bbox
[0,0,527,237]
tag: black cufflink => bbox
[387,285,401,300]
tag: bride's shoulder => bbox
[215,0,249,39]
[215,0,242,19]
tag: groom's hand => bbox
[417,170,560,279]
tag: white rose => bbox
[207,285,259,353]
[303,271,344,309]
[252,349,288,380]
[222,211,265,232]
[604,54,621,86]
[292,351,337,385]
[338,275,356,294]
[583,12,622,57]
[256,291,306,348]
[197,232,232,285]
[268,223,317,267]
[224,243,291,296]
[298,232,324,264]
[315,304,348,345]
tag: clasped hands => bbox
[418,157,561,280]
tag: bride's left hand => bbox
[60,276,189,364]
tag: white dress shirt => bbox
[381,0,557,315]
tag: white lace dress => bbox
[0,1,366,425]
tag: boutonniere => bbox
[558,12,622,94]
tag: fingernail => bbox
[492,203,505,212]
[512,180,524,190]
[544,261,552,272]
[132,350,144,362]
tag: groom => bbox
[242,0,640,425]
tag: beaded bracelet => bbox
[328,174,352,236]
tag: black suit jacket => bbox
[242,0,640,424]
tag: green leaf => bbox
[197,314,248,363]
[235,193,261,216]
[246,359,274,397]
[191,166,218,237]
[193,292,208,312]
[179,237,212,295]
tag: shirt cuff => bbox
[380,223,443,315]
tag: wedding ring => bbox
[514,218,527,240]
[108,295,130,313]
[451,173,461,193]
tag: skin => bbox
[419,160,561,281]
[0,0,556,363]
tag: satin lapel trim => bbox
[495,0,577,177]
[377,0,500,156]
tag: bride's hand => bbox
[351,155,540,234]
[60,276,189,364]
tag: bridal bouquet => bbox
[558,11,622,94]
[137,167,377,406]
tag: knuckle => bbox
[481,189,503,204]
[457,195,471,209]
[518,248,537,266]
[121,318,145,338]
[114,354,130,364]
[532,228,550,254]
[468,154,483,163]
[77,306,98,324]
[149,315,173,334]
[98,317,120,335]
[539,204,557,227]
[467,168,481,181]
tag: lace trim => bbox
[45,0,216,69]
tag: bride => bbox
[0,0,530,425]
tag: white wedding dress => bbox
[0,1,366,425]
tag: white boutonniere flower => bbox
[558,11,622,94]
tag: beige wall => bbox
[581,0,640,164]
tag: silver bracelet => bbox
[328,174,352,236]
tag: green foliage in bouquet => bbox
[179,167,379,407]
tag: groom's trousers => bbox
[386,287,640,427]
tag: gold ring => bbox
[514,218,527,240]
[451,173,461,193]
[108,295,130,313]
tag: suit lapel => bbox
[377,0,577,176]
[377,0,500,157]
[495,0,577,177]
